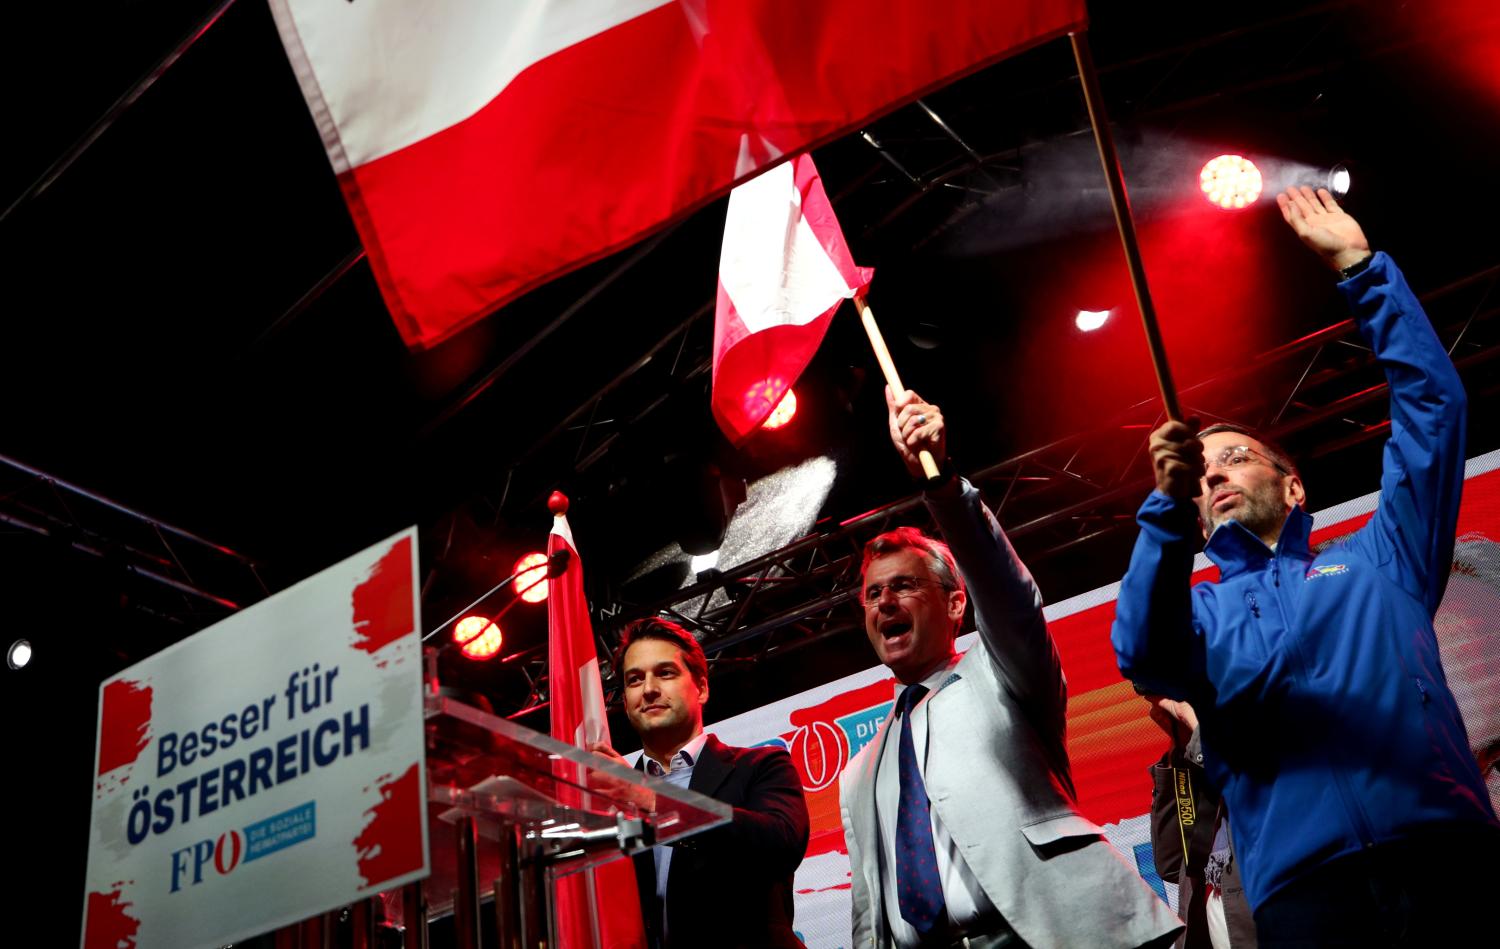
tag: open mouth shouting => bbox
[878,619,914,651]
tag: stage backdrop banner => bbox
[699,449,1500,949]
[81,528,428,949]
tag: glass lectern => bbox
[380,688,731,948]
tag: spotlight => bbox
[1199,155,1263,210]
[7,639,32,670]
[1327,162,1351,198]
[762,389,798,430]
[453,615,503,660]
[1075,309,1110,332]
[742,377,789,427]
[512,552,550,604]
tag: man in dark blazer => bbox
[591,617,809,949]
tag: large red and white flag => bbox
[712,153,873,442]
[267,0,1086,350]
[546,496,645,949]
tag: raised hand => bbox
[1149,420,1205,500]
[1276,186,1372,273]
[885,386,947,481]
[1141,693,1200,746]
[587,740,657,811]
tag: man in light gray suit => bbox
[838,387,1182,948]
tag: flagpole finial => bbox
[548,491,569,516]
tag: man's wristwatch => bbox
[1338,252,1374,281]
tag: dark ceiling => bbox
[7,0,1500,939]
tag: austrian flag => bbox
[546,497,646,948]
[712,154,872,443]
[267,0,1087,350]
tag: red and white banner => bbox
[81,529,428,949]
[266,0,1086,349]
[712,153,873,443]
[548,503,646,949]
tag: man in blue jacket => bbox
[1112,185,1499,946]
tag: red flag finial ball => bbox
[548,491,569,515]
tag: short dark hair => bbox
[1197,422,1298,477]
[860,526,964,595]
[617,617,709,688]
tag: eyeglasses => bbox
[1205,444,1288,475]
[862,575,946,605]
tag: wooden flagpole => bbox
[1070,30,1184,422]
[854,292,942,479]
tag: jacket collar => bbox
[641,731,710,776]
[686,734,733,798]
[1204,504,1313,578]
[893,652,963,704]
[634,733,734,797]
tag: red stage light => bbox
[762,388,798,430]
[1199,155,1263,210]
[453,615,503,660]
[743,377,789,425]
[512,552,550,603]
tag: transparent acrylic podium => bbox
[382,688,731,948]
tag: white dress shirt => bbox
[644,731,710,940]
[874,655,1002,947]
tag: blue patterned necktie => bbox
[894,684,946,934]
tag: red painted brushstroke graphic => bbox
[83,887,140,949]
[1456,467,1500,537]
[787,678,895,731]
[1311,512,1374,548]
[783,677,896,858]
[351,536,415,654]
[354,763,424,887]
[796,882,853,894]
[97,679,152,776]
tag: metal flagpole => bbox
[1069,29,1184,421]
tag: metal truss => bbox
[0,453,268,631]
[490,258,1500,719]
[652,259,1498,649]
[485,296,717,521]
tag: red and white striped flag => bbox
[267,0,1086,350]
[546,496,645,949]
[711,153,872,443]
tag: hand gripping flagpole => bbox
[853,292,943,479]
[1069,30,1183,422]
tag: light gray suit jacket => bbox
[839,480,1182,948]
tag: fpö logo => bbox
[1305,563,1350,581]
[784,721,851,792]
[168,801,316,893]
[170,831,243,892]
[762,679,897,793]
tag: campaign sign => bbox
[81,529,428,949]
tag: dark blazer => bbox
[632,735,809,949]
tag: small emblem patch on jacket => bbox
[1305,564,1350,581]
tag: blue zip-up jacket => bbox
[1111,252,1499,910]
